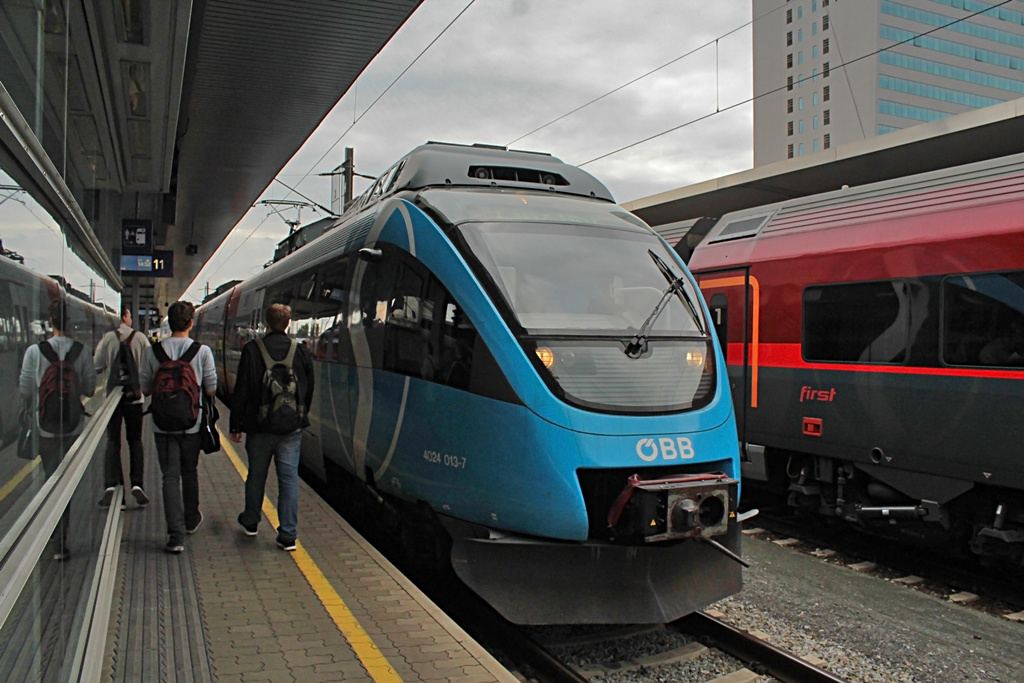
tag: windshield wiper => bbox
[624,250,707,359]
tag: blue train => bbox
[196,142,744,624]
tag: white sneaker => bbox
[131,486,149,505]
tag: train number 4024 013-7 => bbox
[423,450,467,469]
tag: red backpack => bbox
[38,340,84,434]
[149,341,202,431]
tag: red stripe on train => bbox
[726,342,1023,380]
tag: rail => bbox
[673,611,848,683]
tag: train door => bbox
[694,267,763,477]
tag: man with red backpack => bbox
[94,305,150,508]
[140,301,216,554]
[18,297,96,560]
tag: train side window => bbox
[314,257,354,363]
[942,271,1024,368]
[266,270,319,346]
[803,281,908,363]
[383,260,428,378]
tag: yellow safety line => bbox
[0,457,40,503]
[219,431,402,683]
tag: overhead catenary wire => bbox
[293,0,477,190]
[189,1,478,302]
[579,0,1018,167]
[504,1,786,148]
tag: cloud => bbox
[188,0,756,299]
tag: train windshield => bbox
[458,220,715,414]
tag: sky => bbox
[0,1,759,307]
[181,0,757,302]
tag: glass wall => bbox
[1,1,121,679]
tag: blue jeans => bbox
[240,430,302,541]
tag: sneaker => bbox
[131,485,149,505]
[186,512,203,535]
[237,514,257,537]
[99,487,115,507]
[165,541,184,554]
[276,536,297,552]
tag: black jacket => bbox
[229,331,314,434]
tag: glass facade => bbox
[1,3,122,678]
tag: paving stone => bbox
[948,591,979,604]
[106,431,517,683]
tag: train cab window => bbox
[803,281,909,363]
[943,271,1024,369]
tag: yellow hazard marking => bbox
[0,457,40,503]
[220,431,402,683]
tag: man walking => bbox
[230,303,314,551]
[94,305,150,508]
[140,301,216,554]
[19,298,96,559]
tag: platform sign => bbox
[150,249,174,278]
[121,254,152,273]
[122,219,152,255]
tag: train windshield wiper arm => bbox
[624,250,706,359]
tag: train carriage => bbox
[198,142,745,624]
[686,152,1024,564]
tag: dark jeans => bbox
[104,401,145,488]
[154,432,201,544]
[239,430,302,541]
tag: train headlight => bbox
[535,346,555,369]
[685,350,704,367]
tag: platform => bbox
[102,425,516,682]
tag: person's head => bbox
[48,298,69,333]
[265,303,291,333]
[167,301,195,332]
[120,305,132,326]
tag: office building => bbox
[753,0,1024,166]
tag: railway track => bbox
[525,612,846,682]
[744,503,1024,617]
[305,464,850,682]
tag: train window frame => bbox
[940,270,1024,370]
[802,280,911,364]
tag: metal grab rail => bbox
[0,389,123,645]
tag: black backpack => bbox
[255,338,303,434]
[38,340,84,434]
[108,330,141,401]
[149,341,202,431]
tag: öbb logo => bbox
[636,437,696,462]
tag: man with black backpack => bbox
[140,301,216,554]
[18,298,96,560]
[229,303,313,551]
[94,305,150,508]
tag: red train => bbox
[682,152,1024,565]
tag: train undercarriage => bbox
[748,447,1024,567]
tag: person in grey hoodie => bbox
[94,305,151,508]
